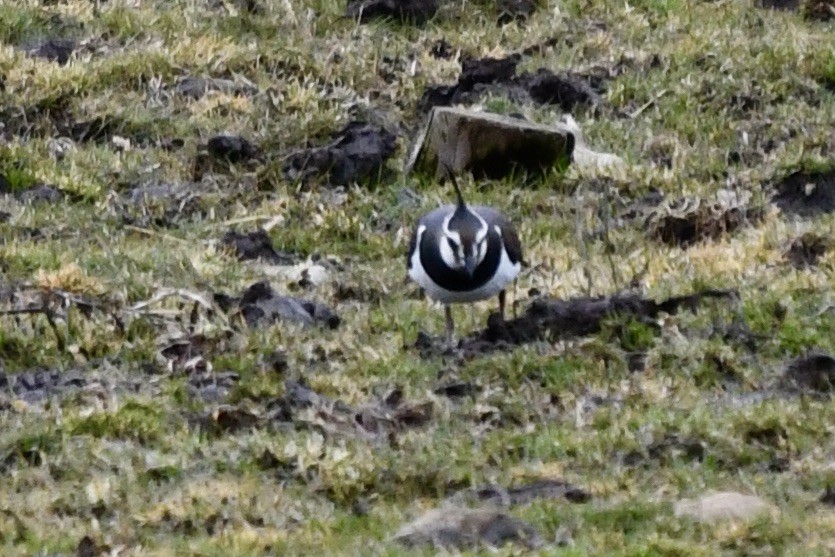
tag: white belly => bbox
[409,229,521,304]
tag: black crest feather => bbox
[442,164,467,209]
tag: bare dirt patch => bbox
[415,289,737,358]
[771,169,835,217]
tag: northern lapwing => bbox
[407,174,524,346]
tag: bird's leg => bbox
[498,289,507,322]
[444,305,455,348]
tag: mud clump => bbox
[346,0,438,24]
[771,169,835,217]
[221,229,296,264]
[521,68,604,112]
[497,0,539,24]
[801,0,834,20]
[429,39,454,60]
[24,38,76,65]
[418,55,602,114]
[458,55,521,90]
[784,353,835,392]
[757,0,799,9]
[784,233,830,268]
[206,134,260,163]
[821,486,835,506]
[282,121,397,186]
[416,289,736,358]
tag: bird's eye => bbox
[447,238,458,251]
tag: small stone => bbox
[19,184,63,204]
[26,38,76,65]
[221,229,296,264]
[674,491,775,523]
[207,134,259,163]
[111,135,131,152]
[394,507,542,550]
[173,76,257,99]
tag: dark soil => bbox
[623,434,706,467]
[429,39,454,60]
[448,479,590,507]
[416,289,737,358]
[346,0,438,24]
[25,38,76,65]
[757,0,799,8]
[206,134,260,163]
[821,485,835,506]
[648,196,764,247]
[771,169,835,217]
[282,121,397,186]
[497,0,538,24]
[784,353,835,392]
[220,229,296,264]
[784,233,830,268]
[458,54,522,90]
[417,54,603,114]
[520,68,604,112]
[802,0,834,20]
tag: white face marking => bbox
[439,233,460,268]
[440,209,491,270]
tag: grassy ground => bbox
[1,0,834,554]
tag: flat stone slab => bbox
[405,107,623,179]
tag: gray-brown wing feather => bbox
[472,206,525,266]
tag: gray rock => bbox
[237,281,340,329]
[674,491,775,523]
[394,507,543,550]
[173,76,257,99]
[19,184,63,204]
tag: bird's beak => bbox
[464,256,477,278]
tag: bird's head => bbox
[439,173,488,278]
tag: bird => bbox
[406,173,524,347]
